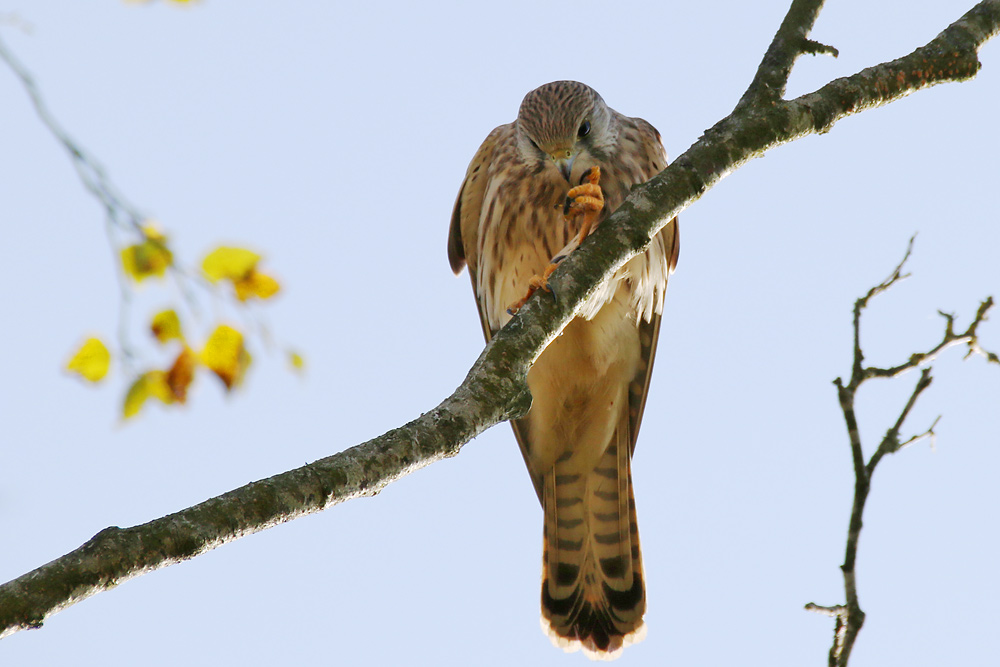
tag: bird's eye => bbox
[577,121,591,138]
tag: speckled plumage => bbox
[448,81,679,660]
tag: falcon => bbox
[447,81,679,659]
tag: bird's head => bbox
[516,81,613,183]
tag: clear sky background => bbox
[1,1,998,665]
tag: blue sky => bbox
[1,1,998,665]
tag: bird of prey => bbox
[447,81,679,660]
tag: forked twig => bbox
[808,239,997,666]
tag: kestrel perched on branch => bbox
[447,81,679,660]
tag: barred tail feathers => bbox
[540,419,645,660]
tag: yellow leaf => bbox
[166,347,197,403]
[66,337,111,382]
[147,371,175,404]
[288,350,305,373]
[141,221,167,242]
[122,370,174,419]
[233,271,281,301]
[121,238,173,282]
[151,309,184,343]
[200,324,250,390]
[202,246,260,283]
[123,376,149,419]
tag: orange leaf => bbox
[234,270,281,301]
[166,347,197,403]
[122,370,174,419]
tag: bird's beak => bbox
[551,152,575,182]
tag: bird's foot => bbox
[507,168,603,316]
[506,262,562,315]
[564,166,604,244]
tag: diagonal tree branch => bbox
[2,0,998,640]
[807,241,997,667]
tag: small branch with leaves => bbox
[0,31,301,419]
[805,238,998,667]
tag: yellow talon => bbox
[565,166,604,244]
[507,263,561,314]
[509,168,604,315]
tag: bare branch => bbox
[802,39,840,57]
[813,239,997,666]
[847,236,915,392]
[3,0,999,640]
[865,296,997,380]
[865,369,934,481]
[896,415,941,452]
[737,0,832,108]
[805,603,847,617]
[806,603,851,667]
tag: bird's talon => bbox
[507,292,531,315]
[507,262,561,313]
[563,166,605,245]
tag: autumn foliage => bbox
[67,233,300,419]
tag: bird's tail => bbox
[540,414,645,660]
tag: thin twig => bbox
[0,31,205,353]
[849,236,914,389]
[0,34,146,233]
[810,239,996,667]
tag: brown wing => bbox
[447,115,679,494]
[448,124,509,278]
[449,123,512,342]
[448,124,542,497]
[618,117,680,455]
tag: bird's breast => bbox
[476,167,583,331]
